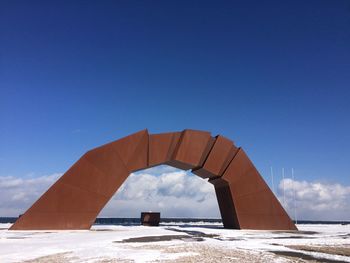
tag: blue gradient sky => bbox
[1,1,350,186]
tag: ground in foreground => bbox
[0,223,349,262]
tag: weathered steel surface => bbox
[141,212,161,226]
[10,129,297,231]
[108,129,149,172]
[167,129,214,170]
[210,148,297,230]
[192,135,238,179]
[149,132,181,167]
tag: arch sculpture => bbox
[10,129,297,230]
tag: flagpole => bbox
[292,168,297,224]
[282,167,285,206]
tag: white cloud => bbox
[100,168,220,218]
[1,168,349,221]
[277,178,350,221]
[0,173,61,216]
[0,167,220,218]
[139,165,180,176]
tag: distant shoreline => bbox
[1,217,349,225]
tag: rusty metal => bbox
[149,132,181,167]
[141,212,160,226]
[210,148,297,230]
[167,129,213,170]
[10,129,297,231]
[193,135,238,179]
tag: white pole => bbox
[270,166,275,195]
[282,167,285,207]
[292,168,297,224]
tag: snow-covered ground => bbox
[0,223,349,262]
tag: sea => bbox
[0,217,349,226]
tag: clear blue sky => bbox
[1,1,349,186]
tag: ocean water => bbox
[0,217,349,225]
[0,217,221,225]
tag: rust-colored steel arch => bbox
[10,129,297,231]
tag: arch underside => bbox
[10,129,297,230]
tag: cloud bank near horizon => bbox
[1,167,349,221]
[278,178,350,221]
[0,173,62,217]
[100,169,219,218]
